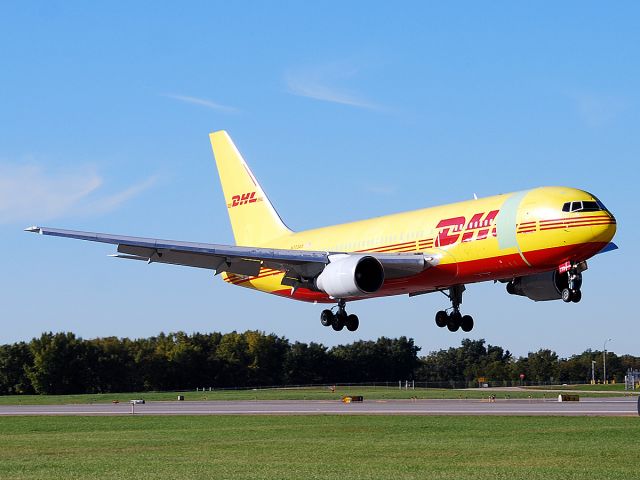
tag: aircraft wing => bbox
[25,226,437,280]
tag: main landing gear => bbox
[435,285,474,333]
[561,267,582,303]
[320,299,359,332]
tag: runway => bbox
[0,397,637,416]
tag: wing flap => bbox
[117,245,230,271]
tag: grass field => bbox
[1,385,636,405]
[525,384,630,392]
[0,415,638,479]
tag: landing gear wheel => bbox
[439,285,473,333]
[564,265,584,304]
[460,315,474,332]
[435,310,448,328]
[320,309,334,327]
[346,314,359,332]
[447,311,461,332]
[332,314,345,331]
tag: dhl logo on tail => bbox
[228,191,258,208]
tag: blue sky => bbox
[1,2,638,357]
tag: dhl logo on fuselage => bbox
[435,210,499,247]
[228,191,258,208]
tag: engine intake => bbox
[315,255,385,298]
[506,271,569,301]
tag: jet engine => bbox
[506,271,569,301]
[315,255,385,298]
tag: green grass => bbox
[525,383,631,392]
[0,386,635,405]
[0,415,638,479]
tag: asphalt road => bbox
[0,397,637,416]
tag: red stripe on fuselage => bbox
[540,215,612,225]
[539,220,614,231]
[540,219,614,227]
[355,240,415,253]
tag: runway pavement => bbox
[0,397,637,416]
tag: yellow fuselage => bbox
[224,186,616,302]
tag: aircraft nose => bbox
[591,213,617,243]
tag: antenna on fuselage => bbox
[473,193,478,200]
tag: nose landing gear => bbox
[561,268,582,303]
[320,299,359,332]
[434,285,474,332]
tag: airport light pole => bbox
[603,338,612,384]
[591,360,596,385]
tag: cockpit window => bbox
[562,200,605,213]
[595,199,611,214]
[581,201,600,212]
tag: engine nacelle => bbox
[506,271,569,301]
[315,255,384,298]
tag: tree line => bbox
[1,331,638,395]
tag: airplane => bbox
[26,131,618,333]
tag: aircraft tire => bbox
[561,288,572,303]
[346,314,359,332]
[332,313,346,331]
[571,289,582,303]
[435,310,448,328]
[447,312,461,332]
[460,315,474,332]
[320,309,334,327]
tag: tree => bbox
[283,342,332,385]
[331,337,420,383]
[244,331,289,386]
[0,342,34,394]
[1,330,638,395]
[214,331,251,387]
[27,332,91,394]
[86,336,138,393]
[519,349,559,384]
[417,339,514,386]
[558,350,597,383]
[618,354,640,381]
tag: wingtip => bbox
[25,226,42,234]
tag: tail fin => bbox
[209,131,292,246]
